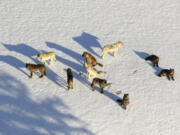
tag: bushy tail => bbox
[97,62,103,67]
[98,71,106,75]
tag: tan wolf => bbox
[84,62,106,79]
[26,63,46,78]
[37,52,56,64]
[101,41,123,59]
[82,51,103,67]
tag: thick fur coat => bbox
[67,68,73,90]
[101,41,123,59]
[37,52,56,64]
[26,63,46,78]
[82,52,103,67]
[84,62,106,79]
[158,68,175,80]
[145,55,159,67]
[91,77,108,93]
[117,94,130,110]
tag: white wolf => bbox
[37,52,56,64]
[84,62,106,79]
[101,41,123,59]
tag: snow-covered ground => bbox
[0,0,180,135]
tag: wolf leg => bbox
[91,83,95,91]
[113,51,117,57]
[53,56,56,62]
[39,74,43,78]
[49,59,52,65]
[100,88,103,93]
[101,51,106,59]
[29,72,33,78]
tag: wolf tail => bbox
[98,71,106,75]
[97,62,103,67]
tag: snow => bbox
[0,0,180,135]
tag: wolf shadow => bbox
[46,41,84,64]
[134,50,162,75]
[73,32,102,58]
[92,85,125,109]
[2,43,40,64]
[46,42,90,87]
[0,55,28,77]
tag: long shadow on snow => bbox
[92,86,124,108]
[0,71,94,135]
[73,32,102,58]
[56,55,91,89]
[46,41,84,65]
[0,55,28,77]
[63,68,92,90]
[134,50,162,76]
[46,66,67,89]
[37,50,67,89]
[2,43,67,88]
[2,43,40,64]
[45,42,90,88]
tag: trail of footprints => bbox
[25,41,175,110]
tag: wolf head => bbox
[117,41,123,47]
[25,63,30,68]
[124,94,129,99]
[170,69,174,75]
[25,63,33,70]
[67,68,72,74]
[36,53,42,59]
[82,52,89,58]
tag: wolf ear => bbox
[124,93,129,96]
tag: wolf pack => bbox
[25,41,175,110]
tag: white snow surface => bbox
[0,0,180,135]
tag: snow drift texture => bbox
[0,0,179,135]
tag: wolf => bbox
[82,52,103,67]
[101,41,123,59]
[158,68,175,80]
[67,68,73,90]
[91,77,109,93]
[84,62,106,79]
[37,52,56,64]
[145,55,159,67]
[26,63,46,78]
[117,94,130,110]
